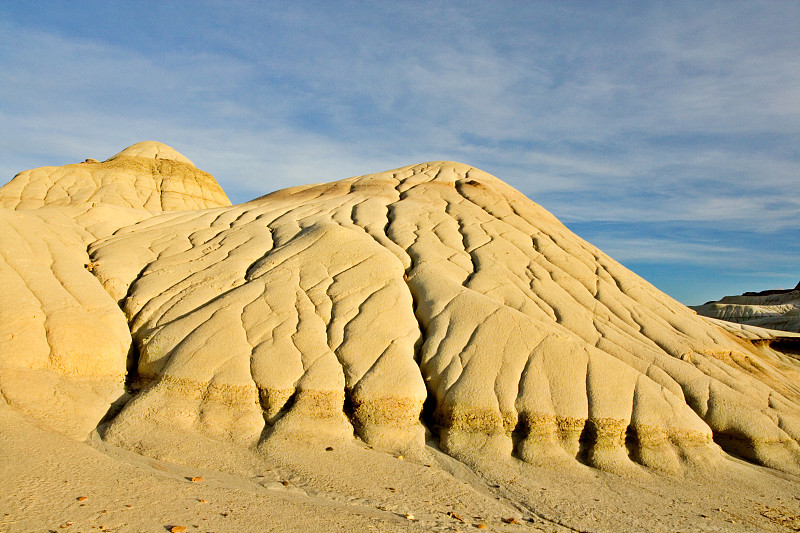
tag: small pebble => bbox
[170,527,187,533]
[325,447,334,451]
[76,496,88,501]
[501,517,519,524]
[281,480,290,486]
[396,455,403,460]
[475,525,487,530]
[404,513,414,520]
[190,476,204,482]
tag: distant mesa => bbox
[1,143,799,479]
[693,282,800,334]
[742,279,800,296]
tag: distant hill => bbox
[692,282,800,333]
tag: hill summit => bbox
[0,141,229,212]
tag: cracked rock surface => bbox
[2,144,800,479]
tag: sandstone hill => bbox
[2,143,800,532]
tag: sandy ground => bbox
[2,402,799,533]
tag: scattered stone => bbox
[501,517,519,524]
[169,527,187,533]
[325,447,334,451]
[76,496,87,501]
[189,476,203,482]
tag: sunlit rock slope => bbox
[2,144,800,477]
[0,142,230,438]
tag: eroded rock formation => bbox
[2,143,800,477]
[0,142,230,438]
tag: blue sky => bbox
[1,1,798,304]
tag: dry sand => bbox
[3,401,800,532]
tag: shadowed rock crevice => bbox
[712,431,763,465]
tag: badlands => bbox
[1,142,799,532]
[694,283,800,334]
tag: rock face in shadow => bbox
[2,147,800,477]
[693,284,800,334]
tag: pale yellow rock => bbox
[702,316,800,374]
[88,161,800,474]
[2,149,800,477]
[0,142,231,439]
[113,140,197,165]
[0,208,130,438]
[0,141,230,212]
[100,219,426,452]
